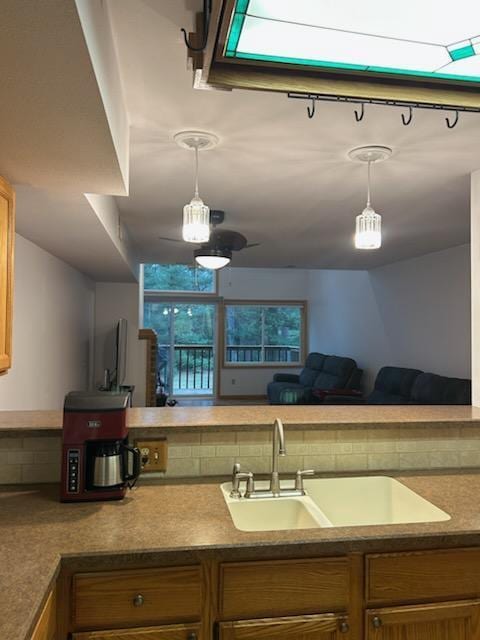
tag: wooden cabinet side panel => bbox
[219,557,350,620]
[72,622,201,640]
[219,614,346,640]
[31,589,56,640]
[0,176,14,373]
[367,548,480,604]
[73,566,202,630]
[366,600,480,640]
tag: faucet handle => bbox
[230,464,255,498]
[295,469,315,493]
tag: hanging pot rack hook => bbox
[446,110,459,129]
[401,106,414,126]
[307,97,316,119]
[181,0,212,52]
[354,103,365,122]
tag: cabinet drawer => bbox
[31,589,56,640]
[219,614,349,640]
[73,566,202,630]
[219,557,350,620]
[366,548,480,604]
[72,622,201,640]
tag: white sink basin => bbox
[304,476,450,527]
[222,476,450,532]
[221,481,331,532]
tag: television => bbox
[102,318,128,391]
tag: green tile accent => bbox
[449,44,475,61]
[225,0,250,56]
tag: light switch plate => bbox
[135,439,168,473]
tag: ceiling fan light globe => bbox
[182,196,210,243]
[195,255,231,270]
[194,246,232,270]
[355,206,382,250]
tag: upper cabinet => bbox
[0,176,14,373]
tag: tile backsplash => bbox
[2,423,480,484]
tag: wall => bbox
[0,234,94,410]
[472,171,480,406]
[308,244,471,393]
[93,282,146,406]
[218,268,309,396]
[3,421,480,484]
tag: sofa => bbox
[324,366,471,405]
[267,352,363,405]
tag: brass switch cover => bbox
[135,439,168,473]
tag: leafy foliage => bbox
[143,264,214,292]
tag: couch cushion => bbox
[313,355,357,390]
[410,373,471,405]
[299,353,326,387]
[370,366,423,403]
[267,381,310,404]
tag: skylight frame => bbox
[222,0,480,89]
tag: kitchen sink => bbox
[304,476,450,527]
[221,481,331,532]
[221,476,450,532]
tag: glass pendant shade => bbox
[182,144,211,244]
[355,205,382,249]
[182,195,210,243]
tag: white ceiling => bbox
[109,0,477,269]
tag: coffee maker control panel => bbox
[67,449,80,494]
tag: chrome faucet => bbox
[270,417,286,496]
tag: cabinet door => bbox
[219,614,351,640]
[0,176,14,373]
[72,622,201,640]
[366,600,480,640]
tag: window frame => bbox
[221,299,307,369]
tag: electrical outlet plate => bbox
[135,439,168,473]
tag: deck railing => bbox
[157,344,300,393]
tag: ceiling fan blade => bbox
[244,242,261,249]
[158,236,184,243]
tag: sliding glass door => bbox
[143,302,217,397]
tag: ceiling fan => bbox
[158,210,260,269]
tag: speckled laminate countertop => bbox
[1,405,480,436]
[3,473,480,640]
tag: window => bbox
[143,264,216,293]
[223,302,306,366]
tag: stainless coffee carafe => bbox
[92,441,140,489]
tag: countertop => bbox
[2,405,480,435]
[3,473,480,640]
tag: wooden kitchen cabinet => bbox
[366,600,480,639]
[31,589,56,640]
[72,622,201,640]
[219,614,351,640]
[0,175,14,374]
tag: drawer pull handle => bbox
[339,621,349,633]
[133,594,144,607]
[187,633,197,640]
[373,616,382,629]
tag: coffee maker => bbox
[60,391,141,502]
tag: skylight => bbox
[225,0,480,84]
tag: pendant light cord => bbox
[194,145,199,198]
[366,160,371,207]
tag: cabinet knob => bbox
[133,594,144,607]
[339,621,350,633]
[372,616,382,628]
[187,633,197,640]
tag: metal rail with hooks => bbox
[287,92,480,129]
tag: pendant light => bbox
[174,131,219,244]
[348,145,392,251]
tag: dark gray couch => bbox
[267,352,362,405]
[324,366,471,405]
